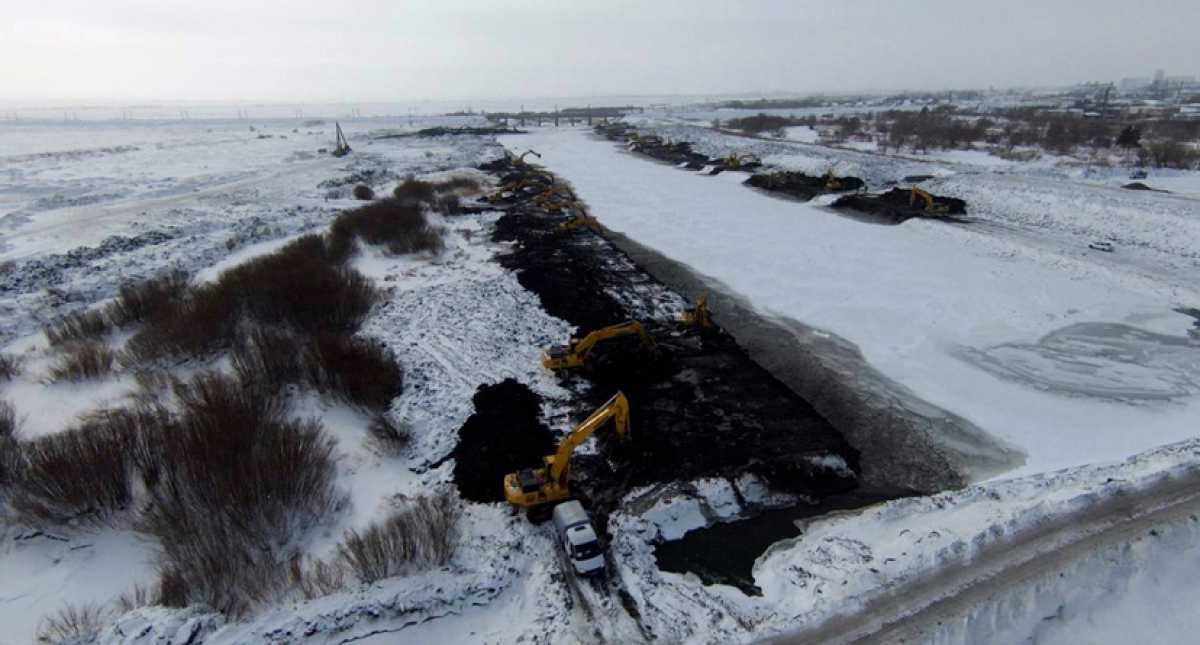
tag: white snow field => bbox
[3,110,1200,645]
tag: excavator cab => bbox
[503,392,631,521]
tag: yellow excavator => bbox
[720,152,762,170]
[503,392,631,520]
[910,187,949,215]
[678,294,713,330]
[542,321,656,370]
[823,170,845,192]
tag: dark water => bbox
[653,488,908,595]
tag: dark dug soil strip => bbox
[832,187,968,224]
[745,171,865,202]
[482,160,865,524]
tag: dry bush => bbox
[391,178,437,204]
[114,583,161,614]
[220,235,377,335]
[329,199,444,256]
[50,341,116,381]
[231,327,306,388]
[352,184,374,200]
[293,557,349,600]
[433,194,461,215]
[11,414,140,525]
[337,492,459,584]
[0,400,19,488]
[0,353,23,381]
[36,602,107,644]
[137,372,340,615]
[305,334,403,410]
[367,414,409,455]
[107,271,189,327]
[125,236,376,364]
[44,309,111,346]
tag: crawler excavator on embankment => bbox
[503,392,631,522]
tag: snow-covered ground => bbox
[503,124,1200,642]
[5,109,1200,644]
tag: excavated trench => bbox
[454,160,866,535]
[452,155,1020,594]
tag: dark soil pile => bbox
[451,379,556,503]
[745,171,865,201]
[833,187,967,223]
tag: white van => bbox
[552,501,605,576]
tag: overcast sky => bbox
[3,0,1198,102]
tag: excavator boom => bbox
[549,392,629,484]
[542,321,655,370]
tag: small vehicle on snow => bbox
[1088,241,1115,252]
[552,501,606,576]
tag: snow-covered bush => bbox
[137,372,340,615]
[335,492,460,584]
[49,341,116,381]
[0,353,24,381]
[107,271,189,328]
[43,309,111,346]
[329,198,445,257]
[10,413,139,525]
[36,602,107,644]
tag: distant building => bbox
[1119,77,1152,92]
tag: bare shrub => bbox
[367,414,409,454]
[293,557,349,600]
[11,414,140,525]
[36,602,107,644]
[50,341,116,381]
[329,199,444,256]
[107,271,189,327]
[122,282,239,363]
[231,327,306,388]
[352,184,374,200]
[138,372,340,615]
[305,334,403,410]
[0,400,19,487]
[220,235,378,335]
[125,236,376,363]
[391,178,437,204]
[337,492,459,584]
[44,309,111,346]
[433,193,461,215]
[114,583,161,614]
[0,353,23,381]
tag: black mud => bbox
[481,159,862,529]
[744,171,865,201]
[450,379,556,503]
[653,487,906,594]
[832,187,968,224]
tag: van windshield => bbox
[574,540,602,560]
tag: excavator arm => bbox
[549,392,630,486]
[910,187,949,214]
[543,321,655,370]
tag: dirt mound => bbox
[833,187,967,223]
[745,171,865,201]
[451,379,556,503]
